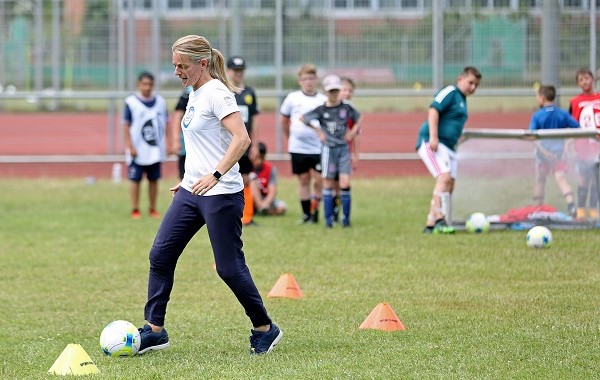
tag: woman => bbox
[137,35,282,355]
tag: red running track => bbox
[0,111,531,178]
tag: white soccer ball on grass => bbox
[526,226,553,248]
[465,212,490,233]
[100,320,141,357]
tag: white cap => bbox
[322,75,342,92]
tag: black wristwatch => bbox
[212,170,222,181]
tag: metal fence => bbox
[0,0,598,157]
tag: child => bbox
[569,68,600,220]
[226,56,261,226]
[123,71,168,219]
[332,76,362,223]
[280,64,327,224]
[250,142,287,216]
[416,67,482,234]
[301,75,361,228]
[529,85,580,216]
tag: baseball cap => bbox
[322,75,342,92]
[227,56,246,70]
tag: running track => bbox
[0,111,530,178]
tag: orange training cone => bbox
[359,303,406,331]
[241,185,254,225]
[267,273,304,299]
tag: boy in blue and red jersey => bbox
[529,85,580,216]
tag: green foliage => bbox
[1,177,599,379]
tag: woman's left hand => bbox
[170,182,181,197]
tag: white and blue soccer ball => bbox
[465,212,490,233]
[526,226,553,248]
[100,320,140,357]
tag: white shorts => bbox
[417,142,458,179]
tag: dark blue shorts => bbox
[128,161,161,182]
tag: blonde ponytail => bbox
[208,48,238,93]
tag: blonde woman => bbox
[138,35,282,356]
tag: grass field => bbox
[1,176,599,379]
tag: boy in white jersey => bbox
[136,35,282,356]
[123,71,167,219]
[280,64,327,223]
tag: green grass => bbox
[1,177,599,379]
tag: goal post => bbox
[451,128,600,230]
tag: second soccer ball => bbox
[526,226,553,248]
[465,212,490,233]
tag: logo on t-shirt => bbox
[141,119,157,146]
[183,106,195,128]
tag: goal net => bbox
[451,128,600,230]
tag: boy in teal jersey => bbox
[416,66,482,234]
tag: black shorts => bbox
[290,153,321,175]
[178,155,186,180]
[238,154,253,175]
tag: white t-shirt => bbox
[280,90,327,154]
[180,79,244,196]
[124,94,167,166]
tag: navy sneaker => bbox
[137,325,170,355]
[249,323,283,355]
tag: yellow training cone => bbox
[48,343,100,376]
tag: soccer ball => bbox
[465,212,490,233]
[99,320,141,357]
[526,226,552,248]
